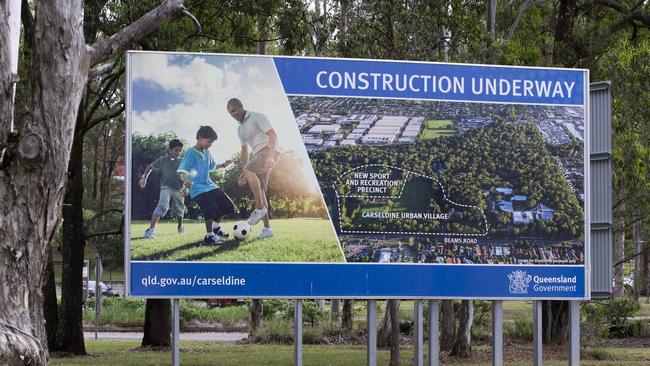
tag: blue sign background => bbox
[131,262,584,299]
[273,57,585,105]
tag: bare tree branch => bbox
[83,68,124,132]
[86,230,122,239]
[88,0,200,66]
[85,208,123,228]
[85,103,125,134]
[180,8,202,31]
[613,245,650,268]
[613,13,650,31]
[89,61,115,79]
[507,0,535,40]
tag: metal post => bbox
[569,301,580,366]
[428,300,439,366]
[367,300,377,366]
[492,300,503,366]
[414,300,424,366]
[294,300,303,366]
[94,254,100,340]
[533,301,543,366]
[172,299,180,366]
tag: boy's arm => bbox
[178,172,192,188]
[177,153,193,193]
[138,165,154,188]
[139,157,162,188]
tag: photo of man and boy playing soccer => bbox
[128,52,343,263]
[139,99,273,244]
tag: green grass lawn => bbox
[51,340,650,366]
[420,129,456,140]
[131,218,344,262]
[51,341,416,366]
[425,119,453,129]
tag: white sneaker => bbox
[247,208,268,225]
[203,233,221,245]
[212,225,229,238]
[144,228,155,239]
[257,227,273,240]
[177,225,185,234]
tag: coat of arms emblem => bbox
[508,270,532,294]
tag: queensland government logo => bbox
[508,270,532,294]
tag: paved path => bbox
[84,332,248,342]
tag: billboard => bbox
[126,51,589,299]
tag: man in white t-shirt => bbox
[227,98,277,239]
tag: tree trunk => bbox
[542,300,569,344]
[552,0,578,66]
[342,299,353,331]
[644,243,650,301]
[330,299,340,321]
[317,299,325,310]
[377,300,400,347]
[440,299,455,351]
[0,0,88,363]
[338,0,349,57]
[0,0,186,363]
[377,300,401,365]
[311,0,324,56]
[257,15,267,55]
[634,219,644,300]
[142,299,171,346]
[614,211,625,297]
[42,245,59,351]
[57,110,87,354]
[388,300,400,366]
[250,299,263,333]
[438,3,449,62]
[450,300,473,357]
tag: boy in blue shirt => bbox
[177,126,235,244]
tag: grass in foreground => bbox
[421,129,456,140]
[52,342,414,366]
[131,218,344,262]
[51,340,650,366]
[83,298,249,328]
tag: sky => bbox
[129,52,319,191]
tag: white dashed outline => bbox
[333,164,489,237]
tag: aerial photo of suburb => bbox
[288,96,585,266]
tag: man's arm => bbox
[264,129,278,169]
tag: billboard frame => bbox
[124,50,591,300]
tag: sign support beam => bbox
[569,300,580,365]
[534,300,543,366]
[492,300,503,366]
[428,300,439,366]
[172,298,180,366]
[414,300,424,366]
[294,300,303,366]
[367,300,377,366]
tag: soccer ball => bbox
[232,221,251,240]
